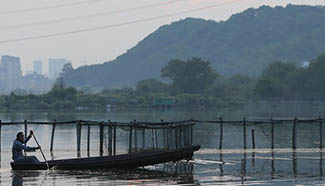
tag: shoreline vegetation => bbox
[1,53,325,111]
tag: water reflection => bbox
[236,148,325,185]
[292,151,297,177]
[320,151,323,177]
[219,152,224,177]
[271,150,275,179]
[12,173,22,186]
[10,162,195,186]
[12,171,42,186]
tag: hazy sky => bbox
[0,0,324,74]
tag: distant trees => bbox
[61,63,74,76]
[211,74,256,103]
[53,77,67,90]
[255,53,325,99]
[3,52,325,111]
[48,78,78,99]
[136,79,168,94]
[161,58,218,94]
[255,61,297,97]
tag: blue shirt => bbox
[12,137,34,161]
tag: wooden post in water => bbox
[219,117,223,150]
[129,122,133,154]
[162,120,167,149]
[76,120,81,152]
[292,118,297,150]
[113,124,116,155]
[87,121,90,154]
[177,124,180,148]
[184,124,187,146]
[166,123,170,150]
[24,120,27,143]
[185,124,189,146]
[108,120,112,155]
[190,119,194,146]
[185,123,190,146]
[99,122,104,156]
[175,126,179,148]
[251,128,256,166]
[50,120,56,152]
[271,118,275,149]
[154,128,158,149]
[251,129,255,149]
[243,117,247,150]
[320,117,323,149]
[170,124,173,149]
[134,120,138,152]
[151,129,155,149]
[142,126,145,150]
[0,120,2,152]
[183,124,187,147]
[179,123,183,148]
[179,124,182,148]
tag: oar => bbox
[32,134,49,169]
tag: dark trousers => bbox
[16,156,40,164]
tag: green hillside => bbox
[62,4,325,89]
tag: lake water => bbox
[1,108,325,185]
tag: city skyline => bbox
[0,55,71,75]
[0,55,62,93]
[0,0,324,73]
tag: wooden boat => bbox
[10,145,200,170]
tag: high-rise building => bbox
[0,55,23,91]
[33,60,42,75]
[48,58,70,79]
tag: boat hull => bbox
[11,145,200,170]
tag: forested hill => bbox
[62,4,325,89]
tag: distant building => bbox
[301,61,310,68]
[21,73,54,94]
[0,55,22,91]
[33,60,42,75]
[48,58,70,79]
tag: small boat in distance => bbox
[10,145,200,170]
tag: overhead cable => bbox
[0,0,241,44]
[0,0,106,15]
[0,0,187,30]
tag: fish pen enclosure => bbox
[192,117,325,150]
[80,120,194,155]
[0,119,195,156]
[0,117,324,155]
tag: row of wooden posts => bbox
[0,119,194,155]
[0,117,324,154]
[193,117,325,150]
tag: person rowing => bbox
[12,130,41,164]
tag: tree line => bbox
[1,53,325,111]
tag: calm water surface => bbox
[0,108,324,185]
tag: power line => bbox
[0,0,187,30]
[0,0,106,15]
[0,0,241,44]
